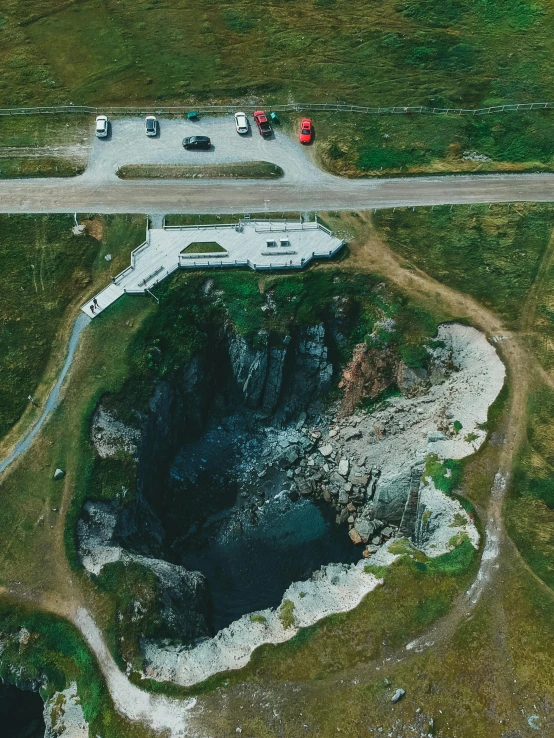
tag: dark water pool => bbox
[0,682,45,738]
[177,494,362,632]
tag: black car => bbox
[182,136,211,150]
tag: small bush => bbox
[250,614,267,625]
[279,600,296,630]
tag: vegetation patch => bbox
[117,162,283,180]
[250,613,267,625]
[0,157,85,178]
[375,203,554,324]
[181,242,226,254]
[424,454,463,495]
[279,600,296,630]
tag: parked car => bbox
[253,110,272,137]
[95,115,108,138]
[234,111,249,134]
[145,115,158,137]
[299,118,313,144]
[182,135,211,150]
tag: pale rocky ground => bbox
[43,682,88,738]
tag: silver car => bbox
[145,115,158,137]
[95,115,108,138]
[234,112,249,134]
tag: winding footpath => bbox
[0,313,90,475]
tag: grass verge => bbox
[374,203,554,325]
[117,162,284,179]
[0,157,85,178]
[181,242,226,254]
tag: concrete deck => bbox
[81,220,344,318]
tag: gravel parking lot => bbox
[84,117,327,185]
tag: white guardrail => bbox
[1,102,554,118]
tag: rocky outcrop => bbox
[339,343,399,416]
[396,361,429,395]
[398,466,424,539]
[44,682,88,738]
[77,499,211,644]
[227,323,333,418]
[262,346,287,413]
[228,331,269,408]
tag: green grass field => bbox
[3,0,554,175]
[374,203,554,324]
[0,214,144,444]
[3,0,554,108]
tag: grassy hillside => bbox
[0,214,144,443]
[2,0,554,109]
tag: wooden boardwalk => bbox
[81,220,344,319]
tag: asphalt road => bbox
[2,116,554,213]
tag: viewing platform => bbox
[81,219,344,318]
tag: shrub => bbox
[279,600,296,630]
[250,614,267,625]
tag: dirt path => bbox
[336,215,538,646]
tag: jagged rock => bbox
[381,526,394,538]
[319,444,333,457]
[278,446,300,469]
[397,361,428,394]
[341,427,362,441]
[262,347,287,413]
[372,468,413,523]
[349,528,362,544]
[338,490,349,504]
[349,469,369,486]
[391,688,406,703]
[228,331,268,408]
[338,458,350,477]
[297,478,314,496]
[53,468,65,480]
[427,430,448,442]
[353,519,374,543]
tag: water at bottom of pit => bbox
[176,490,362,633]
[0,682,45,738]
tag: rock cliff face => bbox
[226,323,333,418]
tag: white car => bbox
[95,115,108,138]
[234,112,249,134]
[145,115,158,137]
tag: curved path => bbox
[0,313,90,475]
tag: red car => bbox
[254,110,272,137]
[299,118,313,144]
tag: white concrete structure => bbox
[81,219,344,318]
